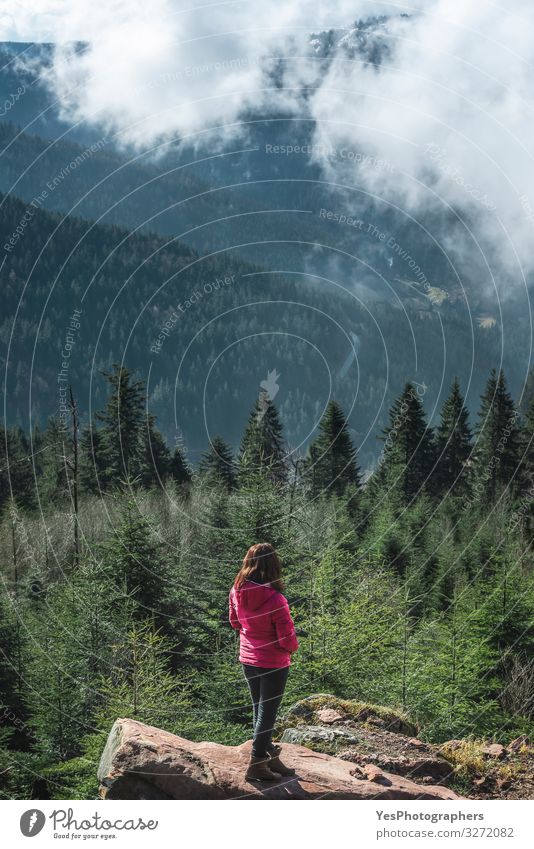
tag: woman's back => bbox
[229,579,298,668]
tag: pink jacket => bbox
[229,580,299,668]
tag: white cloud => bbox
[308,2,534,277]
[0,0,86,42]
[5,1,421,145]
[4,0,534,274]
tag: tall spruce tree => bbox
[239,391,287,484]
[473,369,521,503]
[170,439,192,486]
[369,382,435,502]
[96,365,145,486]
[306,401,360,498]
[434,378,472,497]
[198,436,236,491]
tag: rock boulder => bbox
[98,719,461,801]
[282,723,454,783]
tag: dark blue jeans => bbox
[242,663,289,757]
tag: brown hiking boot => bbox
[268,745,295,776]
[245,755,282,782]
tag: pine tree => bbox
[170,440,192,487]
[239,392,287,484]
[517,392,534,507]
[369,383,435,502]
[0,585,23,738]
[139,414,172,488]
[434,378,472,497]
[38,417,69,504]
[362,485,409,577]
[298,555,340,693]
[404,604,501,740]
[67,555,129,708]
[0,426,35,511]
[320,487,361,555]
[95,623,191,735]
[184,485,236,668]
[3,499,27,695]
[519,365,534,417]
[228,469,288,554]
[24,591,86,759]
[473,369,521,503]
[23,562,131,761]
[100,494,171,629]
[306,401,360,498]
[430,502,465,611]
[403,492,441,613]
[96,365,145,486]
[299,561,405,706]
[480,538,534,661]
[198,436,236,491]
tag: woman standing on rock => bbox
[229,542,299,781]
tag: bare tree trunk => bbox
[68,386,80,566]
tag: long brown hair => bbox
[234,542,284,592]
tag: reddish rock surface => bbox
[482,743,506,759]
[98,719,461,801]
[361,764,391,785]
[283,724,454,783]
[315,708,344,725]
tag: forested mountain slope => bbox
[1,190,523,466]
